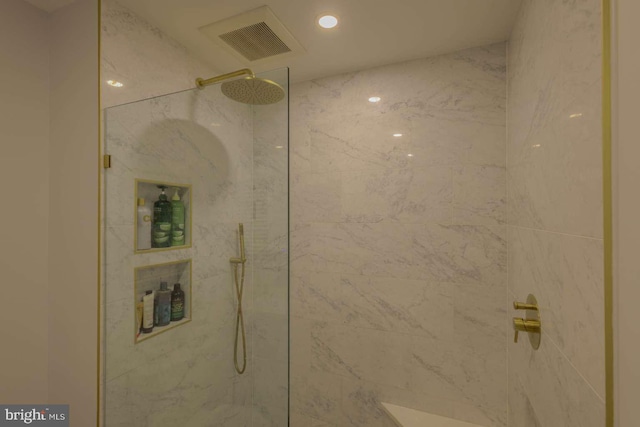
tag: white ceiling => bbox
[23,0,77,13]
[118,0,523,83]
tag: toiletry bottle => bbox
[171,283,185,321]
[141,290,155,334]
[170,188,185,247]
[136,301,144,337]
[137,198,152,250]
[152,185,172,248]
[154,290,159,326]
[155,282,172,326]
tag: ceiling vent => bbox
[199,6,305,64]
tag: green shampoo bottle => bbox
[171,188,185,246]
[152,185,172,248]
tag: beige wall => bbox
[0,0,99,420]
[613,0,640,425]
[48,0,99,424]
[0,0,50,403]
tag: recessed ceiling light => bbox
[318,15,338,29]
[369,96,381,103]
[275,145,284,149]
[569,113,583,118]
[107,80,124,88]
[393,133,403,137]
[407,153,414,157]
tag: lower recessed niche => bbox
[134,259,191,343]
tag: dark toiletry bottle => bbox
[171,283,185,321]
[152,185,172,248]
[141,290,154,334]
[155,282,172,327]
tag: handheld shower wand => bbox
[239,223,245,261]
[230,223,246,264]
[230,223,247,374]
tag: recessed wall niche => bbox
[135,179,191,253]
[134,259,191,344]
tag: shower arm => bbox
[196,68,255,89]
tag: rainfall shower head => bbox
[221,77,285,105]
[195,68,285,105]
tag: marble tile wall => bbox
[290,44,508,427]
[102,5,290,427]
[506,0,605,426]
[101,4,277,426]
[103,85,256,427]
[101,0,215,109]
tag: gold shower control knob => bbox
[513,317,541,343]
[514,301,538,311]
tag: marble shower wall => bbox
[101,0,215,109]
[101,3,259,426]
[103,85,257,427]
[290,44,508,427]
[102,4,290,426]
[506,0,605,426]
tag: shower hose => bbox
[232,243,247,375]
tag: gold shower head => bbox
[195,68,285,105]
[221,77,285,105]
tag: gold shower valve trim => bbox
[513,294,541,350]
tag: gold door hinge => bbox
[103,154,111,169]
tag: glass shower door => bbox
[101,68,289,427]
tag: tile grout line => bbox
[508,223,605,242]
[541,328,606,404]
